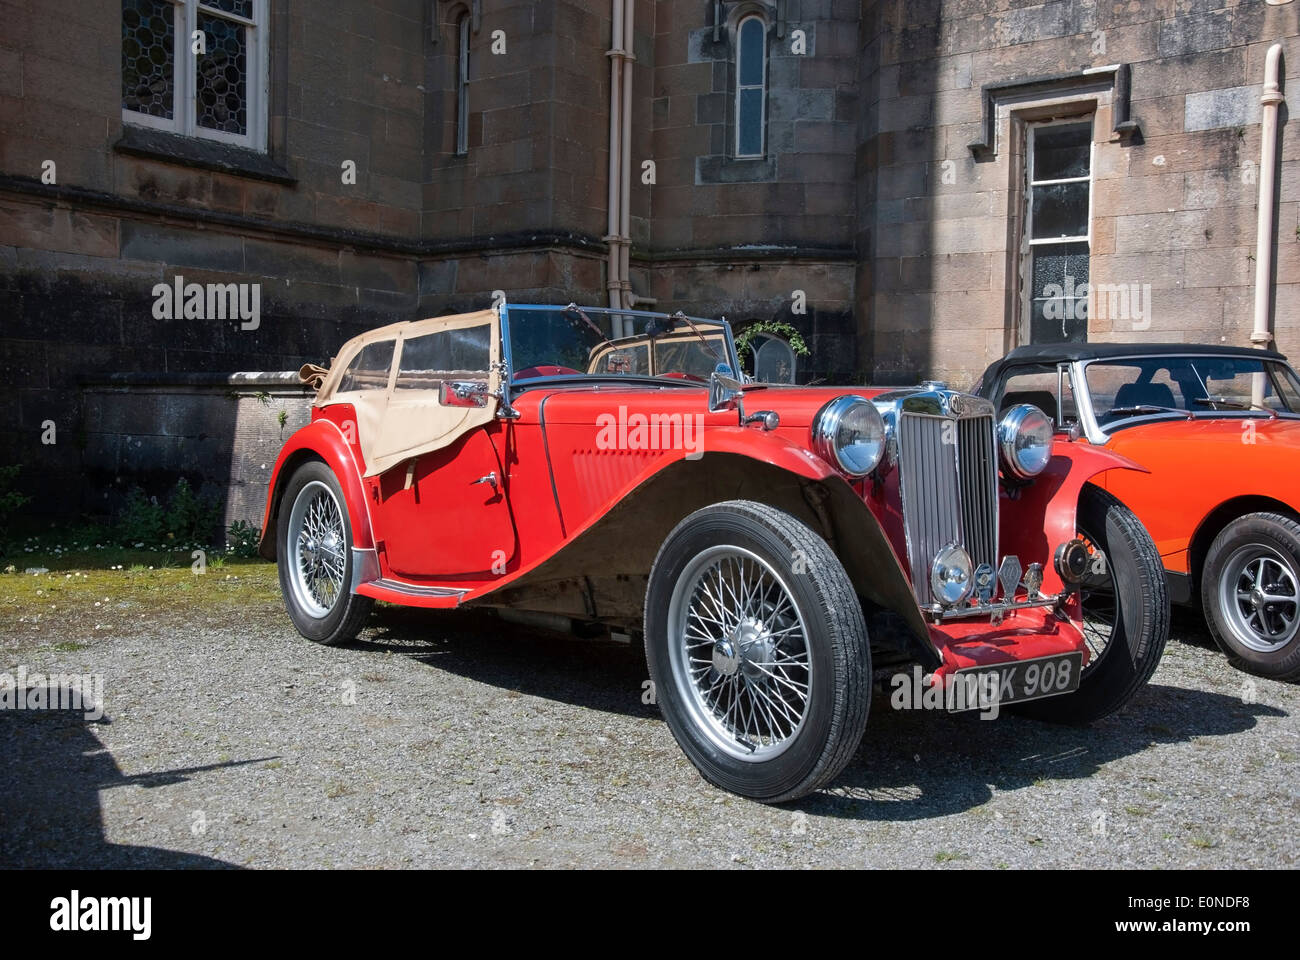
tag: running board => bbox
[368,578,469,599]
[350,548,469,604]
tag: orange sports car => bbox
[977,343,1300,680]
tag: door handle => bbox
[472,471,499,492]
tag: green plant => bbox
[277,409,289,428]
[116,487,166,545]
[226,519,262,558]
[164,478,220,546]
[0,465,31,539]
[115,479,220,548]
[734,319,811,366]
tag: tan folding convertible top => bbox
[301,309,500,477]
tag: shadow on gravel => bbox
[353,607,654,720]
[0,691,268,868]
[341,607,1287,822]
[801,683,1286,821]
[1168,605,1222,653]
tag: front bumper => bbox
[928,606,1089,682]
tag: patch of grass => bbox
[934,850,969,863]
[0,558,281,650]
[325,782,352,799]
[50,641,87,652]
[1190,834,1219,849]
[1125,805,1150,817]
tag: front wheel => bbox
[1202,512,1300,680]
[1016,484,1169,724]
[277,460,373,645]
[644,500,870,803]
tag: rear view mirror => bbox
[439,380,489,408]
[644,315,678,338]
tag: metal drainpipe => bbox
[605,1,625,315]
[618,0,636,311]
[1251,43,1284,405]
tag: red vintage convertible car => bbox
[260,303,1168,802]
[977,343,1300,680]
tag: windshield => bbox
[504,304,737,384]
[1084,355,1300,427]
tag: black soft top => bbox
[975,342,1290,394]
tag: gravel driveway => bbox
[2,565,1296,869]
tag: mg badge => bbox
[998,556,1022,600]
[1023,562,1044,599]
[974,563,994,603]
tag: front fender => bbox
[700,425,840,481]
[476,441,939,669]
[257,418,374,561]
[1000,441,1148,595]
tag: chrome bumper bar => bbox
[924,591,1072,625]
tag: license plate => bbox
[947,651,1084,712]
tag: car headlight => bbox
[812,396,886,477]
[931,544,974,606]
[997,403,1053,479]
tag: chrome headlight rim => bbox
[812,395,886,477]
[997,403,1053,480]
[931,543,975,607]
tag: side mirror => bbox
[439,379,489,408]
[708,371,746,415]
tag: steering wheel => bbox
[514,364,579,380]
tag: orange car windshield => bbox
[1085,356,1300,426]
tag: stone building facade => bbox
[1,0,1297,517]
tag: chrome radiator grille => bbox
[897,411,999,606]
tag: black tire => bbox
[1201,512,1300,681]
[1016,484,1168,724]
[644,500,870,803]
[276,460,373,645]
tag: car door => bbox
[367,311,519,579]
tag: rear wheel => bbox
[277,460,373,645]
[644,500,870,803]
[1016,485,1168,724]
[1202,512,1300,680]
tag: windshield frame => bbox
[1075,352,1300,441]
[500,303,741,392]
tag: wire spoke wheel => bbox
[668,545,812,761]
[1014,485,1168,725]
[1076,528,1115,675]
[287,480,347,618]
[1220,545,1299,653]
